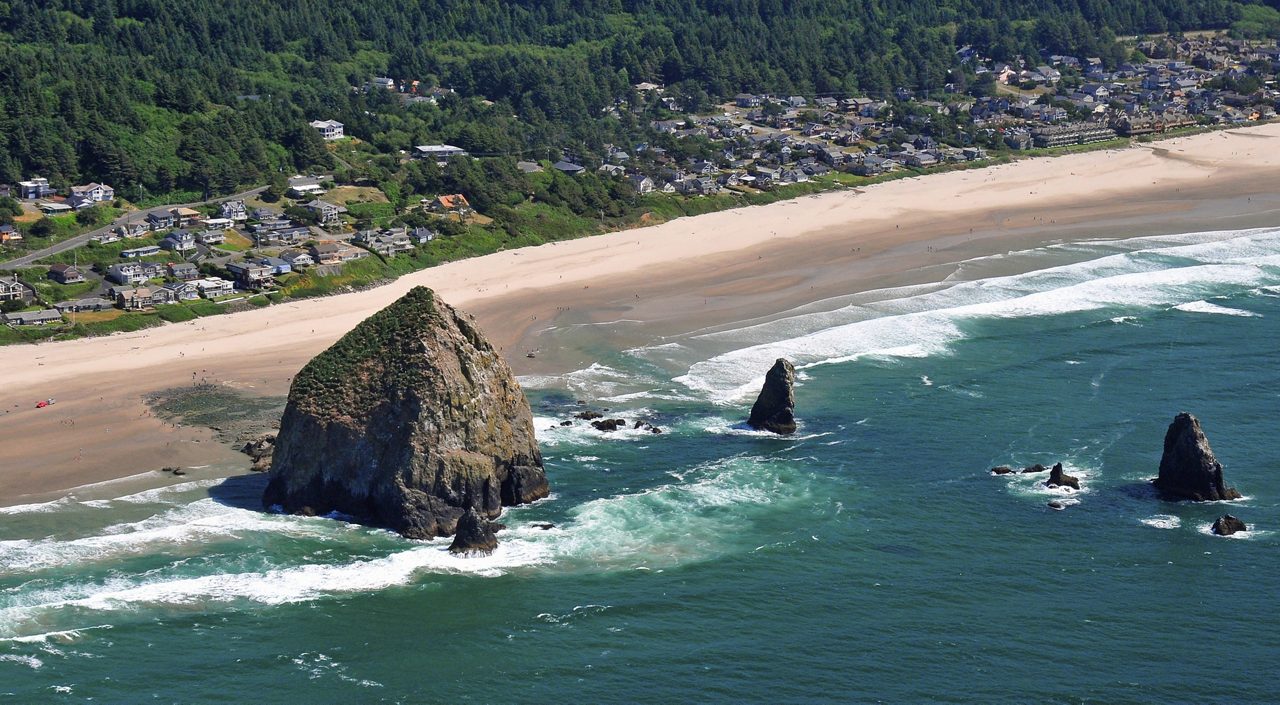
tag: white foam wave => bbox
[0,497,75,515]
[0,654,43,669]
[676,229,1280,399]
[1172,300,1260,317]
[0,499,355,574]
[1141,515,1181,530]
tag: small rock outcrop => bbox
[591,418,626,432]
[449,508,499,555]
[1021,464,1048,474]
[747,358,797,435]
[241,433,276,472]
[263,287,550,540]
[990,466,1016,475]
[1046,463,1080,490]
[1154,413,1241,501]
[1211,514,1247,536]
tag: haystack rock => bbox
[1153,413,1240,501]
[1211,515,1247,536]
[263,286,550,540]
[747,358,797,434]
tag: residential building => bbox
[626,174,655,194]
[254,226,312,247]
[18,177,55,200]
[107,262,149,285]
[0,224,21,244]
[412,144,468,163]
[303,199,347,225]
[309,241,344,265]
[553,160,586,175]
[0,275,29,302]
[146,211,176,231]
[114,222,149,238]
[161,282,199,302]
[287,175,327,197]
[47,264,85,284]
[198,228,227,245]
[69,183,114,203]
[167,262,200,281]
[431,194,472,215]
[4,309,62,326]
[55,297,113,313]
[160,230,197,252]
[256,256,292,275]
[120,245,162,259]
[116,287,156,311]
[225,261,274,288]
[220,200,249,221]
[279,249,314,268]
[309,119,345,140]
[194,277,235,298]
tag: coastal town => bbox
[2,33,1280,339]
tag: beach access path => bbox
[3,125,1280,502]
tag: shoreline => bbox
[4,124,1280,504]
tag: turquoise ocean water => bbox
[2,227,1279,702]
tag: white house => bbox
[309,119,345,140]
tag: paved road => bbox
[0,186,266,270]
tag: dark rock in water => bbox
[263,287,550,540]
[990,466,1016,475]
[747,358,797,435]
[530,522,556,530]
[449,508,498,555]
[1047,463,1079,490]
[591,418,626,432]
[171,468,186,476]
[1212,514,1247,536]
[650,426,662,434]
[633,419,645,429]
[1021,464,1048,474]
[1047,500,1066,510]
[559,420,573,427]
[575,410,603,420]
[1154,412,1241,501]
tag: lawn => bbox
[17,268,100,303]
[214,230,254,252]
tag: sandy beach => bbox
[4,124,1280,502]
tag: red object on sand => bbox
[35,401,48,408]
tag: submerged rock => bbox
[1154,413,1240,502]
[575,410,603,420]
[1021,464,1048,474]
[990,466,1016,475]
[263,286,550,539]
[449,508,499,555]
[1211,514,1247,536]
[1047,500,1066,510]
[1046,463,1079,490]
[747,358,797,435]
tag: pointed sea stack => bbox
[263,286,550,540]
[747,358,797,435]
[1153,412,1240,502]
[449,508,499,555]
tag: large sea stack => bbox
[747,358,797,435]
[1153,412,1240,502]
[263,286,550,539]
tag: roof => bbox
[310,119,343,128]
[553,160,585,173]
[436,194,470,209]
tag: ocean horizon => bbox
[3,224,1278,702]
